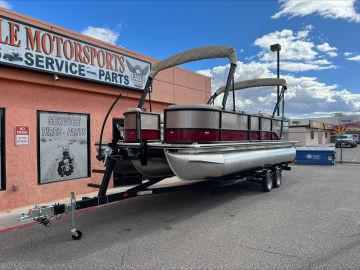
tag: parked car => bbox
[335,134,357,148]
[352,134,360,144]
[3,50,23,62]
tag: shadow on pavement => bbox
[0,179,267,264]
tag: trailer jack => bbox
[19,192,82,240]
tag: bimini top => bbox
[149,46,237,80]
[208,78,287,104]
[213,78,287,97]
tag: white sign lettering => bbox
[0,15,151,90]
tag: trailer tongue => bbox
[19,45,295,240]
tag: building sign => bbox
[0,15,151,90]
[340,118,353,124]
[15,125,29,146]
[0,108,5,190]
[37,111,90,184]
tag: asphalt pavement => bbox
[335,144,360,163]
[1,162,360,269]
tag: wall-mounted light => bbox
[54,74,60,81]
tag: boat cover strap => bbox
[213,78,287,98]
[149,46,237,79]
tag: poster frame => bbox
[37,110,91,185]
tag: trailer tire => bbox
[262,170,273,192]
[272,167,282,188]
[71,230,82,240]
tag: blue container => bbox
[295,147,336,165]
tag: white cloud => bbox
[196,61,360,115]
[0,0,11,9]
[197,25,359,116]
[317,42,338,57]
[308,59,332,65]
[344,52,353,56]
[347,54,360,61]
[82,26,119,45]
[272,0,360,23]
[254,27,337,72]
[255,28,317,62]
[281,62,336,72]
[317,42,336,52]
[327,51,338,57]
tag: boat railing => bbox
[160,105,288,143]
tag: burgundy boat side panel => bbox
[165,129,220,142]
[250,131,260,140]
[125,129,137,142]
[272,133,279,140]
[221,130,248,141]
[262,131,272,140]
[141,130,161,140]
[125,129,160,142]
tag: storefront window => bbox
[0,108,5,190]
[37,111,90,184]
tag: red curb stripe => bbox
[0,221,37,234]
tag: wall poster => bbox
[0,108,5,190]
[38,111,90,184]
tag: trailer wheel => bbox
[272,167,282,188]
[261,170,273,192]
[71,230,83,240]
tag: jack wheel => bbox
[261,170,273,192]
[71,230,83,240]
[272,167,282,188]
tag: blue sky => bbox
[1,0,360,116]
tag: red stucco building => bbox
[0,8,211,211]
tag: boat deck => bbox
[116,140,297,150]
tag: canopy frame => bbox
[138,46,237,110]
[207,78,288,119]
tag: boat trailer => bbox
[19,45,295,240]
[19,143,291,240]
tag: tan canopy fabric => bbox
[149,46,237,80]
[213,78,287,97]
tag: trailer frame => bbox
[19,144,291,240]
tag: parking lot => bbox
[1,162,360,269]
[335,143,360,163]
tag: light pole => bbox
[270,44,281,116]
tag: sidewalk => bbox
[0,177,183,233]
